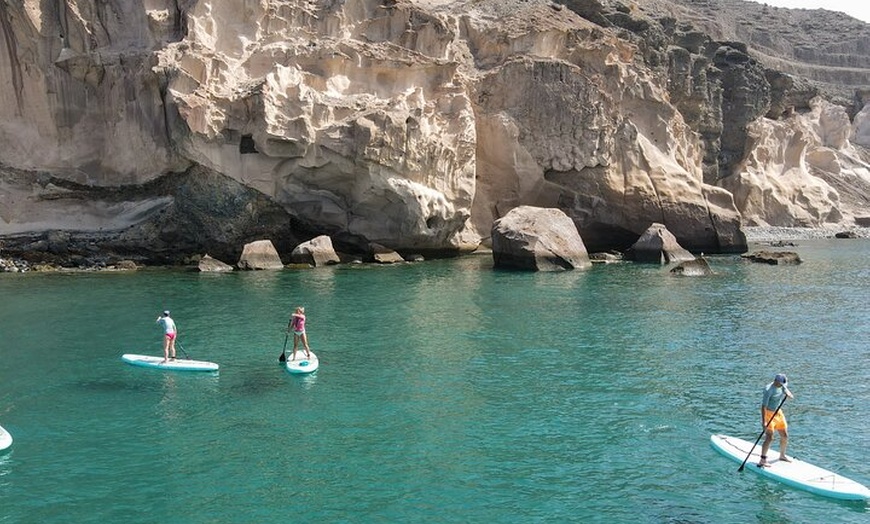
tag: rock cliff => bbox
[1,0,868,264]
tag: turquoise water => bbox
[0,239,868,523]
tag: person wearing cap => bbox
[156,310,178,363]
[758,373,794,467]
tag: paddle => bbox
[738,395,787,472]
[278,331,289,362]
[176,341,191,360]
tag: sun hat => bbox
[774,373,787,385]
[163,310,170,316]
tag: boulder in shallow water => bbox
[670,257,714,276]
[741,251,802,265]
[198,255,234,272]
[369,243,405,264]
[491,206,591,271]
[115,260,138,271]
[627,223,696,264]
[237,240,284,270]
[289,235,340,267]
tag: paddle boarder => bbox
[288,306,311,361]
[758,373,794,468]
[156,310,178,363]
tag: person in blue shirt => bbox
[156,311,178,363]
[758,373,795,467]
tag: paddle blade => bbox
[278,352,286,362]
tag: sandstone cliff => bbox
[1,0,868,265]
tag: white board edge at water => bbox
[121,353,219,372]
[710,434,870,501]
[284,351,319,374]
[0,424,12,452]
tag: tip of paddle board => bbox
[0,424,12,452]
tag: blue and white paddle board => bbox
[0,424,12,452]
[711,434,870,501]
[122,354,219,372]
[284,351,319,374]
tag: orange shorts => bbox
[763,407,787,431]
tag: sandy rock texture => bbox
[0,0,868,265]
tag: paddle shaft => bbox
[738,395,787,472]
[177,341,190,359]
[279,315,292,362]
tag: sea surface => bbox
[0,239,868,523]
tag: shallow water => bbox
[0,239,868,523]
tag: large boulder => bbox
[198,254,234,272]
[237,240,284,270]
[627,223,696,264]
[289,236,340,267]
[369,243,405,264]
[491,206,591,271]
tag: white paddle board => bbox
[711,434,870,501]
[0,424,12,452]
[121,354,219,372]
[284,351,319,374]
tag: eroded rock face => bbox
[491,206,591,271]
[0,1,187,184]
[720,98,869,227]
[156,0,477,253]
[0,0,867,264]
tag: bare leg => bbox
[302,333,311,357]
[162,336,170,363]
[291,334,299,361]
[169,337,177,359]
[759,431,773,466]
[778,430,790,461]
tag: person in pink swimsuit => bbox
[288,306,311,361]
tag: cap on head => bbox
[774,373,787,385]
[163,310,170,316]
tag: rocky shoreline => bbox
[3,226,867,273]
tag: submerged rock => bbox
[670,257,714,276]
[742,251,802,265]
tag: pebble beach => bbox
[743,226,870,243]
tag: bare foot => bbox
[779,456,792,462]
